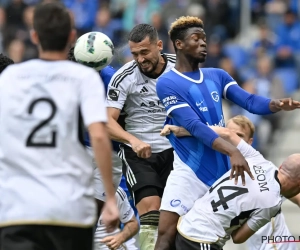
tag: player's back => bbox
[177,147,282,248]
[0,59,101,227]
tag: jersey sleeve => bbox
[79,69,107,127]
[156,76,190,116]
[100,66,116,93]
[216,69,238,99]
[247,202,282,232]
[236,139,265,162]
[116,187,135,224]
[105,68,129,110]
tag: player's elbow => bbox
[89,122,109,142]
[231,235,246,244]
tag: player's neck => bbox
[175,55,199,72]
[39,51,68,61]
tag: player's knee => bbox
[135,186,161,215]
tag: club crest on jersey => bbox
[211,91,219,102]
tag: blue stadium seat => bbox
[273,68,299,94]
[223,44,249,69]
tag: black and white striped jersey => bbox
[106,54,176,153]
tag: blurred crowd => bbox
[0,0,299,152]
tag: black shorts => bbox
[0,225,93,250]
[176,233,221,250]
[119,144,173,204]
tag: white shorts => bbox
[86,147,123,202]
[247,213,297,250]
[160,152,209,216]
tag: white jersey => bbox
[94,187,137,250]
[0,59,107,227]
[247,212,297,250]
[106,54,175,153]
[177,140,282,249]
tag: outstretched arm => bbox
[161,125,242,146]
[226,84,300,114]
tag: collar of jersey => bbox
[171,68,203,84]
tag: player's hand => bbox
[160,125,191,137]
[101,198,119,233]
[130,138,151,158]
[274,98,300,111]
[229,149,254,185]
[160,125,180,136]
[101,234,123,249]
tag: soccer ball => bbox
[74,32,114,71]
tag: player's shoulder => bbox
[201,67,227,76]
[164,53,176,64]
[109,60,138,88]
[116,187,128,202]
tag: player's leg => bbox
[176,233,220,250]
[0,225,94,250]
[119,145,163,250]
[155,153,209,250]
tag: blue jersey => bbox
[84,66,120,152]
[156,68,272,186]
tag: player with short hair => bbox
[174,127,300,250]
[94,187,139,250]
[106,23,176,250]
[0,54,14,73]
[162,116,300,250]
[155,16,300,250]
[0,3,118,250]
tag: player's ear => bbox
[157,39,163,52]
[175,39,183,50]
[249,137,253,145]
[68,29,77,46]
[30,29,39,45]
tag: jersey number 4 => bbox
[209,176,249,212]
[26,98,57,147]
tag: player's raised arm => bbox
[79,70,118,232]
[220,69,300,114]
[156,77,254,185]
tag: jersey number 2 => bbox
[26,98,57,147]
[210,176,249,212]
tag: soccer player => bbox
[162,116,300,250]
[155,16,300,250]
[94,187,139,250]
[106,24,176,250]
[0,3,118,250]
[0,53,14,73]
[175,127,300,250]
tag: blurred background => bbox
[0,0,299,249]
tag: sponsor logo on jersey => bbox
[162,95,177,108]
[122,208,131,220]
[211,91,220,102]
[196,100,208,112]
[170,199,181,207]
[140,86,149,94]
[108,89,120,101]
[136,80,148,86]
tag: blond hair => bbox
[227,115,255,138]
[168,16,204,51]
